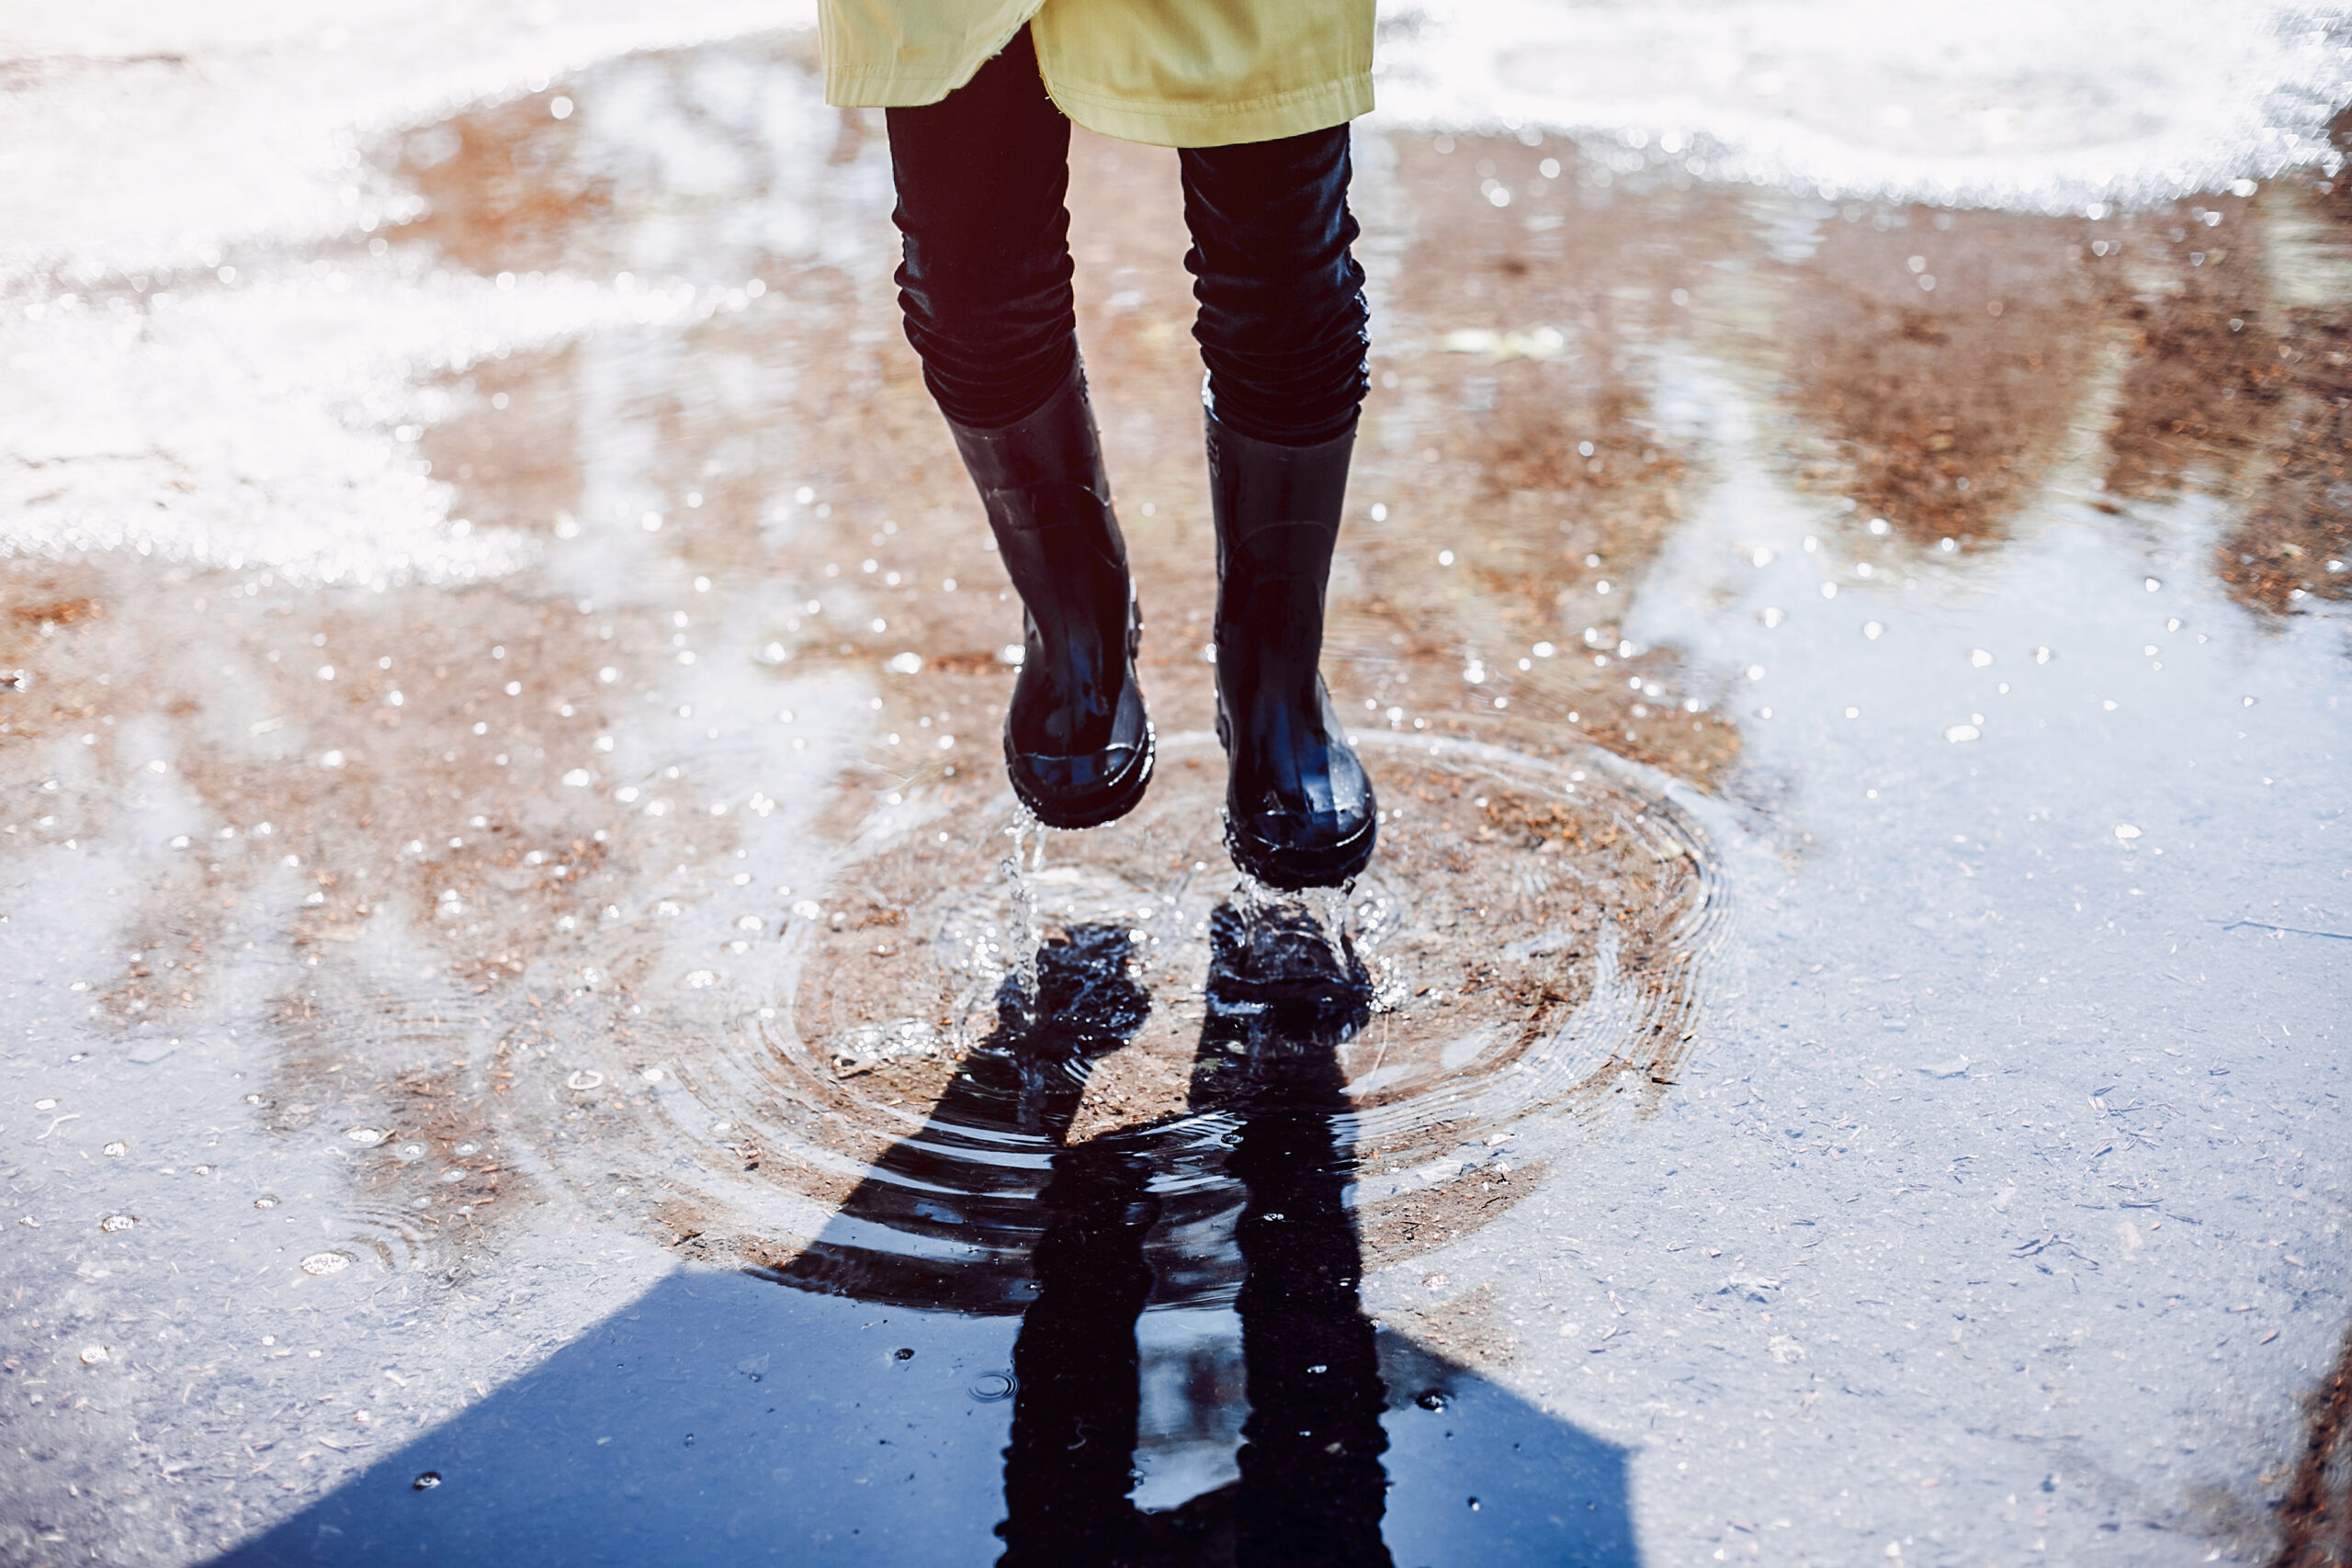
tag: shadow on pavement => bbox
[209,911,1636,1567]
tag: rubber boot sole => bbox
[1221,804,1376,890]
[1006,724,1157,830]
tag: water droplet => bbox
[1417,1389,1446,1410]
[254,1194,279,1209]
[345,1127,385,1146]
[99,1214,135,1233]
[412,1471,443,1491]
[300,1251,352,1276]
[567,1070,605,1090]
[2113,825,2142,841]
[80,1346,109,1366]
[394,1142,429,1162]
[102,1141,128,1158]
[893,1347,915,1361]
[969,1372,1014,1402]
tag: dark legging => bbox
[884,27,1370,445]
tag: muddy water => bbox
[2,29,2348,1568]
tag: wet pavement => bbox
[4,13,2351,1567]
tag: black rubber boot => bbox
[1206,409,1377,888]
[949,373,1154,829]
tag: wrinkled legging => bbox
[884,26,1370,446]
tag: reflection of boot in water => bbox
[1195,901,1392,1568]
[993,902,1389,1567]
[773,924,1149,1314]
[996,1140,1159,1568]
[967,919,1155,1141]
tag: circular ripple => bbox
[639,732,1726,1309]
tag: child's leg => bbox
[884,31,1155,830]
[885,26,1079,430]
[1179,126,1370,446]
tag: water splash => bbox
[998,805,1045,1022]
[1229,874,1364,990]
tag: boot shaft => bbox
[949,370,1128,605]
[1206,410,1354,691]
[1205,410,1353,580]
[947,368,1134,677]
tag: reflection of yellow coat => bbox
[820,0,1374,149]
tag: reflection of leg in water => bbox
[786,904,1388,1564]
[996,900,1389,1568]
[997,1140,1159,1567]
[1194,902,1393,1568]
[773,924,1148,1313]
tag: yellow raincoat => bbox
[820,0,1374,149]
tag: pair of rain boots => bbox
[945,371,1376,889]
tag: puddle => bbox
[2,20,2347,1568]
[204,1269,1635,1567]
[638,731,1722,1305]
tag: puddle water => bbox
[640,731,1719,1308]
[3,17,2348,1568]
